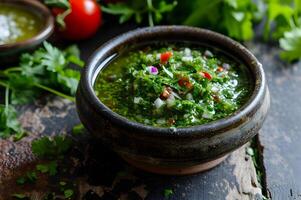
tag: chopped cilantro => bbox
[72,123,85,136]
[16,171,37,185]
[163,188,174,198]
[31,136,72,159]
[11,193,28,199]
[280,27,301,62]
[16,177,26,185]
[59,181,67,186]
[36,161,58,176]
[64,189,74,198]
[95,46,252,127]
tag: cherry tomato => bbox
[199,72,212,80]
[53,0,102,40]
[160,52,173,64]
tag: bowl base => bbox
[121,154,228,175]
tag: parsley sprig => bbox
[0,42,84,139]
[264,0,301,62]
[14,135,74,199]
[100,0,301,62]
[102,0,177,26]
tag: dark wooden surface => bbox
[247,42,301,200]
[0,98,262,200]
[0,25,264,200]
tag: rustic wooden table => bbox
[0,24,300,200]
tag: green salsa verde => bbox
[94,45,253,127]
[0,4,43,45]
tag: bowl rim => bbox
[0,0,54,49]
[80,25,266,137]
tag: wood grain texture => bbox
[247,42,301,199]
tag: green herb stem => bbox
[5,86,9,111]
[3,67,22,74]
[183,0,222,26]
[0,80,9,88]
[147,0,154,27]
[33,83,75,102]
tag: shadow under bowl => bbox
[76,26,270,175]
[0,0,54,64]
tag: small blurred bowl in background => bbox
[0,0,54,64]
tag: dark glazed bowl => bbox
[0,0,54,64]
[76,26,270,175]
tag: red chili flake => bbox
[178,77,193,89]
[168,118,176,125]
[160,51,173,64]
[199,72,212,80]
[217,66,224,72]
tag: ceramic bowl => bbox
[76,26,270,175]
[0,0,54,64]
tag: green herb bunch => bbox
[13,135,75,199]
[102,0,177,26]
[100,0,301,62]
[0,42,84,139]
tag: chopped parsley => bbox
[31,136,72,159]
[163,188,174,198]
[95,45,252,127]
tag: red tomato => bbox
[53,0,102,40]
[160,52,173,64]
[199,72,212,80]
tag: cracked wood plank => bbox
[247,42,301,199]
[0,97,262,199]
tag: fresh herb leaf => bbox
[64,189,74,198]
[59,181,67,186]
[0,42,83,138]
[4,41,83,103]
[13,132,28,142]
[44,0,70,9]
[72,123,85,136]
[16,171,37,185]
[7,74,36,105]
[21,42,82,96]
[16,177,26,185]
[102,0,177,26]
[181,0,257,41]
[31,136,72,159]
[163,188,173,198]
[64,45,85,67]
[0,104,23,139]
[264,0,294,40]
[36,161,58,176]
[280,27,301,61]
[11,194,28,199]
